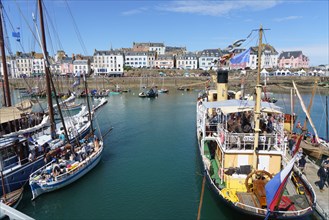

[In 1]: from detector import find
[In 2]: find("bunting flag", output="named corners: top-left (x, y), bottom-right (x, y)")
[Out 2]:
top-left (72, 72), bottom-right (81, 88)
top-left (230, 48), bottom-right (250, 64)
top-left (225, 39), bottom-right (246, 52)
top-left (12, 31), bottom-right (20, 38)
top-left (219, 53), bottom-right (233, 64)
top-left (232, 39), bottom-right (245, 48)
top-left (12, 31), bottom-right (21, 42)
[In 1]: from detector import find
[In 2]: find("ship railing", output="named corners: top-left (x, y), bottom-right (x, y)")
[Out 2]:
top-left (217, 128), bottom-right (284, 152)
top-left (234, 201), bottom-right (313, 216)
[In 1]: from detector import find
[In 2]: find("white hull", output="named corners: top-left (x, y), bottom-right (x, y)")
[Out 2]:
top-left (30, 143), bottom-right (103, 200)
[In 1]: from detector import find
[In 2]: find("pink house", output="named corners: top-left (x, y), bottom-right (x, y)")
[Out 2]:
top-left (60, 57), bottom-right (74, 75)
top-left (278, 51), bottom-right (309, 69)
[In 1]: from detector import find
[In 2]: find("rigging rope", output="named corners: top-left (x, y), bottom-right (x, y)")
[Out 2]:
top-left (14, 0), bottom-right (42, 50)
top-left (64, 0), bottom-right (88, 55)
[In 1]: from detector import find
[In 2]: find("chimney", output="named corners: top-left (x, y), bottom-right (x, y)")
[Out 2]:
top-left (216, 69), bottom-right (229, 101)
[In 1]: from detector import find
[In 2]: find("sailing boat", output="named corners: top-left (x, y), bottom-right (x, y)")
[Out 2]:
top-left (292, 81), bottom-right (329, 160)
top-left (29, 74), bottom-right (104, 200)
top-left (196, 26), bottom-right (315, 219)
top-left (28, 0), bottom-right (104, 200)
top-left (0, 0), bottom-right (48, 201)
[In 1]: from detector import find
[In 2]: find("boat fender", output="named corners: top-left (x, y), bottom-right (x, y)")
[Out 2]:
top-left (220, 132), bottom-right (225, 144)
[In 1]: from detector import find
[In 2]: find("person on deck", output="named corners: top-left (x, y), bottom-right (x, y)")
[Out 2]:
top-left (298, 155), bottom-right (306, 174)
top-left (59, 132), bottom-right (65, 142)
top-left (315, 164), bottom-right (328, 192)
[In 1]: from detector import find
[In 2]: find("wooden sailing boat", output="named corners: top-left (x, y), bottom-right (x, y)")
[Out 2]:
top-left (0, 0), bottom-right (45, 202)
top-left (292, 81), bottom-right (329, 160)
top-left (196, 26), bottom-right (315, 219)
top-left (29, 0), bottom-right (104, 200)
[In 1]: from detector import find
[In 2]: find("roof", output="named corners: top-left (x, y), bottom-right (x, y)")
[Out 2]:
top-left (278, 51), bottom-right (303, 59)
top-left (201, 99), bottom-right (282, 114)
top-left (0, 100), bottom-right (33, 124)
top-left (0, 137), bottom-right (26, 150)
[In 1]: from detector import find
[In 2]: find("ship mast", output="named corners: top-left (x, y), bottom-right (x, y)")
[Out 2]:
top-left (252, 25), bottom-right (263, 171)
top-left (37, 0), bottom-right (56, 138)
top-left (0, 1), bottom-right (11, 107)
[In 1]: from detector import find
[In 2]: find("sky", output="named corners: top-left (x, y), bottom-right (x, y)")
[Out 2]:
top-left (2, 0), bottom-right (329, 66)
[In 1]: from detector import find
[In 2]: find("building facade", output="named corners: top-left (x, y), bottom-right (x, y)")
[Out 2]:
top-left (246, 45), bottom-right (278, 70)
top-left (154, 54), bottom-right (174, 69)
top-left (176, 52), bottom-right (198, 70)
top-left (278, 51), bottom-right (309, 69)
top-left (73, 59), bottom-right (90, 75)
top-left (93, 50), bottom-right (124, 76)
top-left (124, 51), bottom-right (149, 68)
top-left (198, 49), bottom-right (221, 70)
top-left (132, 42), bottom-right (165, 55)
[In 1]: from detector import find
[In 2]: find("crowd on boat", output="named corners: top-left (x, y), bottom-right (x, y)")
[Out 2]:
top-left (31, 134), bottom-right (99, 184)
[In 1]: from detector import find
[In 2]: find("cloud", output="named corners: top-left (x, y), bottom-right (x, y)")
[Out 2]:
top-left (122, 7), bottom-right (148, 16)
top-left (156, 1), bottom-right (281, 16)
top-left (273, 16), bottom-right (302, 22)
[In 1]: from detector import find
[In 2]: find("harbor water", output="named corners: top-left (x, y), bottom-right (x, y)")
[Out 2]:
top-left (7, 89), bottom-right (328, 219)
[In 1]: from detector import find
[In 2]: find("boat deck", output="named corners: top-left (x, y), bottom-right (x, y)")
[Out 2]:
top-left (236, 192), bottom-right (261, 208)
top-left (300, 140), bottom-right (329, 159)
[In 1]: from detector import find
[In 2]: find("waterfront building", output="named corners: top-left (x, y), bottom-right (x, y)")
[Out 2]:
top-left (132, 42), bottom-right (165, 55)
top-left (73, 59), bottom-right (90, 75)
top-left (31, 52), bottom-right (45, 77)
top-left (165, 46), bottom-right (187, 56)
top-left (93, 49), bottom-right (124, 76)
top-left (15, 52), bottom-right (33, 77)
top-left (198, 49), bottom-right (221, 71)
top-left (124, 51), bottom-right (149, 68)
top-left (0, 56), bottom-right (16, 78)
top-left (246, 45), bottom-right (278, 70)
top-left (278, 51), bottom-right (309, 69)
top-left (176, 52), bottom-right (198, 70)
top-left (154, 54), bottom-right (174, 69)
top-left (60, 57), bottom-right (74, 76)
top-left (54, 50), bottom-right (67, 62)
top-left (50, 63), bottom-right (61, 75)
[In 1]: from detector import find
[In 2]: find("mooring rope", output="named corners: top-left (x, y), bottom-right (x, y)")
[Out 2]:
top-left (197, 175), bottom-right (206, 220)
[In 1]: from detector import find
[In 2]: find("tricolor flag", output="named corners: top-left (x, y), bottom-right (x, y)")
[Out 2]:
top-left (230, 48), bottom-right (250, 64)
top-left (264, 154), bottom-right (298, 219)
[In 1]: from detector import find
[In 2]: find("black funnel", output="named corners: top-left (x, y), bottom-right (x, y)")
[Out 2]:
top-left (217, 70), bottom-right (228, 83)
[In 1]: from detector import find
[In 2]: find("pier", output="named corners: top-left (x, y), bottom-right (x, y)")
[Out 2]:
top-left (303, 158), bottom-right (329, 219)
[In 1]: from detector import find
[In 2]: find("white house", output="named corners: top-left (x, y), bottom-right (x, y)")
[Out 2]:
top-left (248, 45), bottom-right (278, 70)
top-left (176, 52), bottom-right (198, 70)
top-left (124, 51), bottom-right (149, 68)
top-left (73, 60), bottom-right (90, 75)
top-left (198, 49), bottom-right (220, 70)
top-left (93, 50), bottom-right (124, 76)
top-left (15, 52), bottom-right (33, 77)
